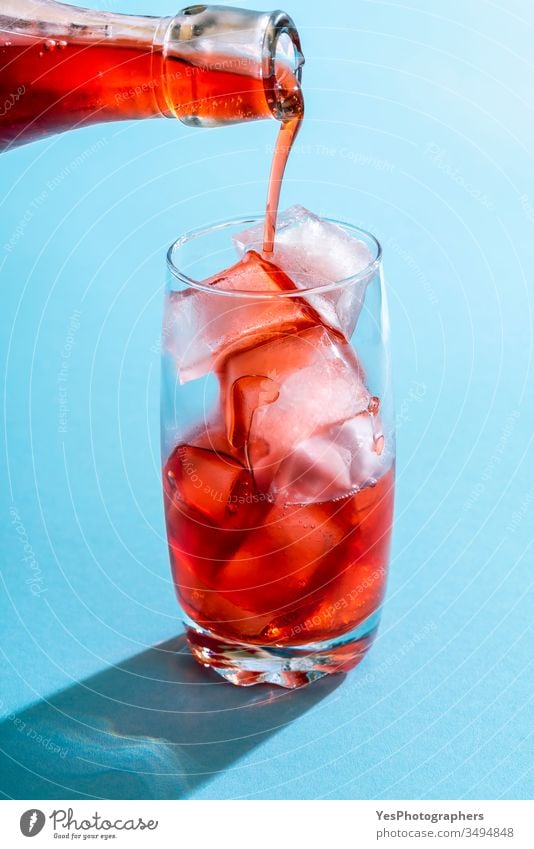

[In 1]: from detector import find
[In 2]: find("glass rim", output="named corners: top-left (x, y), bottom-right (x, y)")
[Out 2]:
top-left (166, 215), bottom-right (382, 299)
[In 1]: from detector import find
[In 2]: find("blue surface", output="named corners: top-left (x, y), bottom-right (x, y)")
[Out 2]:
top-left (1, 0), bottom-right (533, 799)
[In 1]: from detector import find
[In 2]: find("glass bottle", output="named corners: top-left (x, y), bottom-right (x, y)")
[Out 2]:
top-left (0, 1), bottom-right (304, 150)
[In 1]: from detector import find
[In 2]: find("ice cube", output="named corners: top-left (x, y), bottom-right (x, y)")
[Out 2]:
top-left (170, 545), bottom-right (275, 641)
top-left (221, 325), bottom-right (370, 490)
top-left (234, 205), bottom-right (375, 339)
top-left (269, 433), bottom-right (354, 503)
top-left (283, 410), bottom-right (390, 500)
top-left (215, 498), bottom-right (346, 616)
top-left (163, 440), bottom-right (271, 590)
top-left (267, 406), bottom-right (390, 504)
top-left (164, 250), bottom-right (319, 383)
top-left (164, 443), bottom-right (251, 525)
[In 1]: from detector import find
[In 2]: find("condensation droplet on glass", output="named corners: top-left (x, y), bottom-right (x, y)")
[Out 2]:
top-left (167, 469), bottom-right (177, 490)
top-left (373, 434), bottom-right (385, 455)
top-left (44, 39), bottom-right (57, 51)
top-left (368, 396), bottom-right (380, 415)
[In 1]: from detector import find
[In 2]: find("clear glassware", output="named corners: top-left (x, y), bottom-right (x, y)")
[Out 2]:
top-left (0, 1), bottom-right (303, 149)
top-left (161, 217), bottom-right (395, 688)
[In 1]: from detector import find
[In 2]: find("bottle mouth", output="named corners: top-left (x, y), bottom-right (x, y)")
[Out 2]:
top-left (262, 11), bottom-right (305, 121)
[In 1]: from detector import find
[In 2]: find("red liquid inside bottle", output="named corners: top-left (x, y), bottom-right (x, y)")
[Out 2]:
top-left (0, 2), bottom-right (304, 150)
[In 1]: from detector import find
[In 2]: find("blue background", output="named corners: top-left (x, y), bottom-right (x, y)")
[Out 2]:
top-left (1, 0), bottom-right (532, 799)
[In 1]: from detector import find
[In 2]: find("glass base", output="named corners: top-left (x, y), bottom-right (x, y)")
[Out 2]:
top-left (185, 610), bottom-right (381, 688)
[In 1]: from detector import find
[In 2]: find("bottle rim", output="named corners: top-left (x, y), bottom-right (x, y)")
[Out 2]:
top-left (261, 10), bottom-right (305, 121)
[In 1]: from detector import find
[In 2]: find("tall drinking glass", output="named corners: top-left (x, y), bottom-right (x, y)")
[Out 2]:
top-left (161, 217), bottom-right (395, 688)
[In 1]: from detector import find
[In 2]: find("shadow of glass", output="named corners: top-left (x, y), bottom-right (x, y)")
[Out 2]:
top-left (0, 635), bottom-right (343, 799)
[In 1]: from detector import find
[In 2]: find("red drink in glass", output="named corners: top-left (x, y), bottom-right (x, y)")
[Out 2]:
top-left (162, 221), bottom-right (395, 688)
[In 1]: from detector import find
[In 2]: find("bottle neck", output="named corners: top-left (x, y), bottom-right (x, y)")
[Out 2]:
top-left (155, 6), bottom-right (304, 127)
